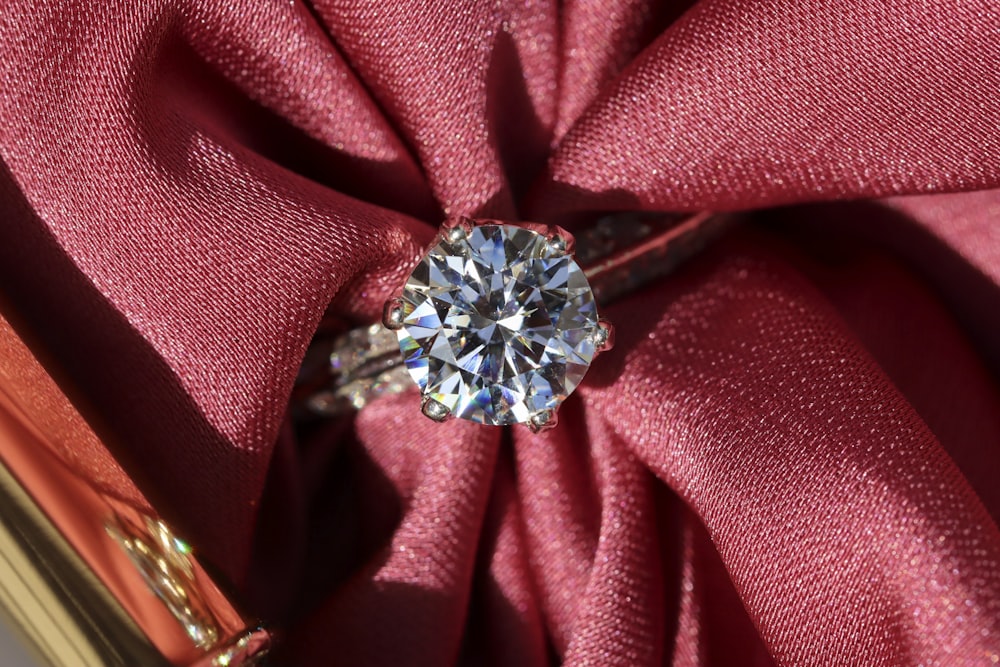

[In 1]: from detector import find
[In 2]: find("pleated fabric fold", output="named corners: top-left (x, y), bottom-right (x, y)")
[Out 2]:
top-left (2, 1), bottom-right (998, 664)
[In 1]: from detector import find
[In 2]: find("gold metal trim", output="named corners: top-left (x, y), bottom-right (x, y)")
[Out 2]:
top-left (0, 309), bottom-right (271, 666)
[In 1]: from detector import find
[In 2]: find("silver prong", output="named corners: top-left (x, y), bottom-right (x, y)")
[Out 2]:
top-left (421, 397), bottom-right (452, 422)
top-left (441, 216), bottom-right (473, 245)
top-left (546, 226), bottom-right (575, 256)
top-left (528, 408), bottom-right (558, 433)
top-left (382, 297), bottom-right (405, 330)
top-left (306, 390), bottom-right (341, 416)
top-left (593, 318), bottom-right (615, 353)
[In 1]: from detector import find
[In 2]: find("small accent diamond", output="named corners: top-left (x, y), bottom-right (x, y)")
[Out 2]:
top-left (395, 223), bottom-right (603, 427)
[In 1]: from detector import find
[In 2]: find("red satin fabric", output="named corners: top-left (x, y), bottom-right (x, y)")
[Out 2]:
top-left (2, 1), bottom-right (999, 665)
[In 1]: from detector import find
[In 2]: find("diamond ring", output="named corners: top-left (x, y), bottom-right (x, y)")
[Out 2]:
top-left (300, 212), bottom-right (732, 432)
top-left (382, 218), bottom-right (613, 432)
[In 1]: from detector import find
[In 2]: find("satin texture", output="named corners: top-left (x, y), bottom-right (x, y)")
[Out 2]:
top-left (1, 1), bottom-right (999, 665)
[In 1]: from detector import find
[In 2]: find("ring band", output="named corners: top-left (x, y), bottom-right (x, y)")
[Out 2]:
top-left (299, 211), bottom-right (733, 419)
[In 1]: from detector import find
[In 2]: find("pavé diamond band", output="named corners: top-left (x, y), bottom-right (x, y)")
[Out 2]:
top-left (300, 211), bottom-right (733, 430)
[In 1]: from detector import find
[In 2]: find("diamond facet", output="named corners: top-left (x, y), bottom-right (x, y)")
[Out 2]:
top-left (396, 223), bottom-right (603, 426)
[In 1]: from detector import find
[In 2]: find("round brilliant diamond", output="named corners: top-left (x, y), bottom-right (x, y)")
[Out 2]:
top-left (396, 223), bottom-right (602, 426)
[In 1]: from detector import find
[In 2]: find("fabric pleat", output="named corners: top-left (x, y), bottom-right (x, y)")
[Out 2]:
top-left (2, 1), bottom-right (998, 664)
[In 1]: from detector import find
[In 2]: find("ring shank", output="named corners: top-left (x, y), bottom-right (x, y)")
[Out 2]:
top-left (302, 212), bottom-right (735, 417)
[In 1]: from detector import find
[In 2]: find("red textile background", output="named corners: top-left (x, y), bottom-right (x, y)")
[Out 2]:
top-left (2, 1), bottom-right (1000, 665)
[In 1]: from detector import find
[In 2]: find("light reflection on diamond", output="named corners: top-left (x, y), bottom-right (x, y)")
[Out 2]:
top-left (396, 224), bottom-right (601, 426)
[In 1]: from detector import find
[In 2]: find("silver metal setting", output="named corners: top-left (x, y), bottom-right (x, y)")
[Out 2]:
top-left (382, 297), bottom-right (405, 331)
top-left (545, 226), bottom-right (575, 257)
top-left (421, 397), bottom-right (452, 422)
top-left (442, 216), bottom-right (473, 246)
top-left (594, 318), bottom-right (615, 353)
top-left (528, 409), bottom-right (558, 434)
